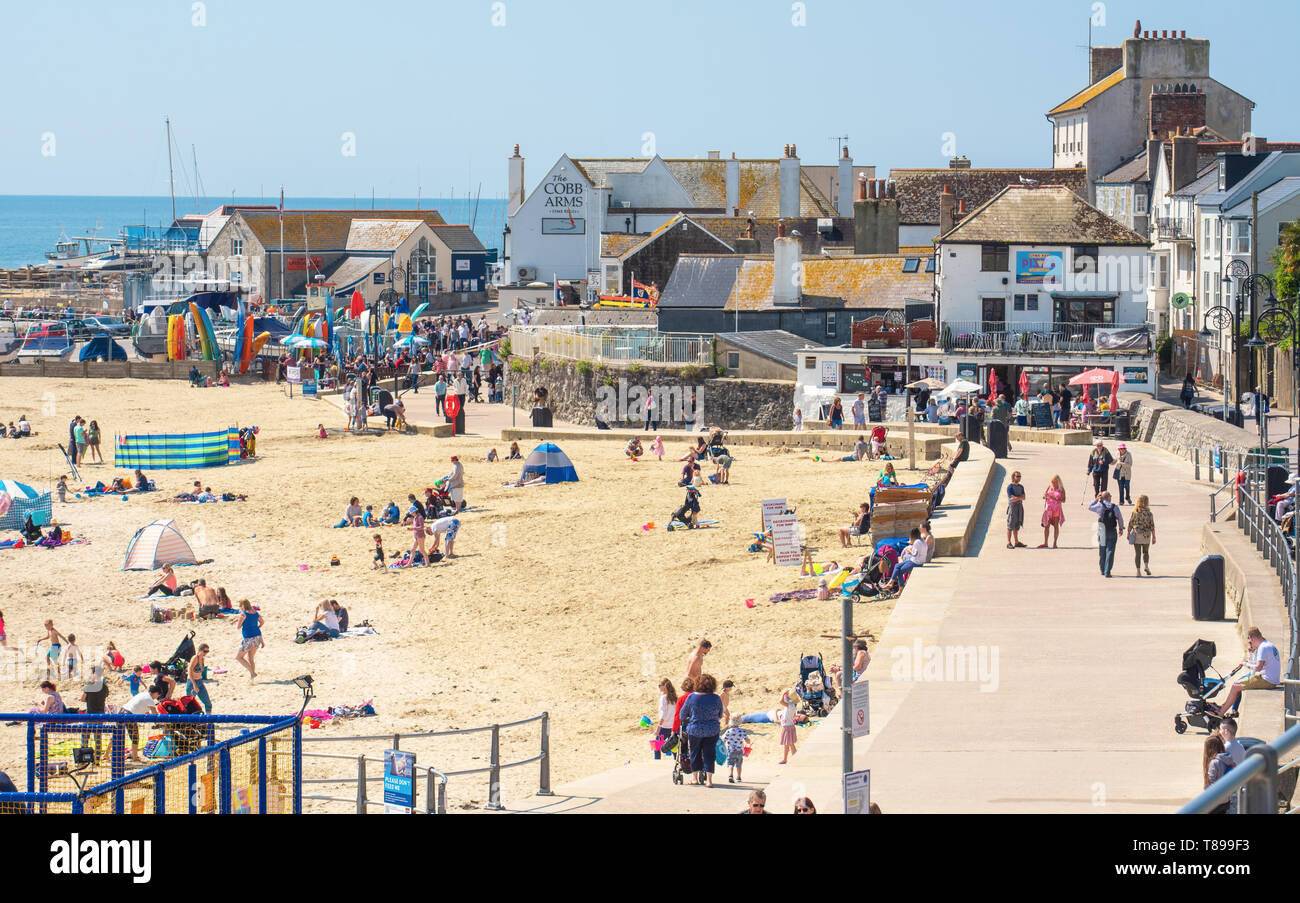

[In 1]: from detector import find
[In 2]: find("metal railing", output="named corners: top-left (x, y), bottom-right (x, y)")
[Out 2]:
top-left (1192, 446), bottom-right (1300, 726)
top-left (1154, 216), bottom-right (1194, 241)
top-left (509, 325), bottom-right (713, 366)
top-left (938, 321), bottom-right (1151, 355)
top-left (299, 712), bottom-right (551, 813)
top-left (1179, 721), bottom-right (1300, 814)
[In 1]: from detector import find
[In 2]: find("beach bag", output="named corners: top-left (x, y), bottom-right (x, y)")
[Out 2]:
top-left (714, 738), bottom-right (728, 766)
top-left (659, 733), bottom-right (679, 755)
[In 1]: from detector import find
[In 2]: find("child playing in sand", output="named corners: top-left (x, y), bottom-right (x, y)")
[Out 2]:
top-left (506, 441), bottom-right (522, 460)
top-left (362, 505), bottom-right (376, 527)
top-left (483, 448), bottom-right (499, 462)
top-left (56, 475), bottom-right (68, 503)
top-left (372, 534), bottom-right (385, 570)
top-left (625, 437), bottom-right (643, 461)
top-left (651, 436), bottom-right (664, 461)
top-left (722, 716), bottom-right (750, 783)
top-left (317, 423), bottom-right (328, 439)
top-left (720, 679), bottom-right (735, 724)
top-left (121, 665), bottom-right (144, 696)
top-left (61, 634), bottom-right (82, 680)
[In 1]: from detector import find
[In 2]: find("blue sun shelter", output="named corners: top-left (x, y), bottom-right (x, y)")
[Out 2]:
top-left (520, 443), bottom-right (579, 484)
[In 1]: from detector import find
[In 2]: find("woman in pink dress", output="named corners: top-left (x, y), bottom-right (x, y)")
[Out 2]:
top-left (1039, 474), bottom-right (1066, 548)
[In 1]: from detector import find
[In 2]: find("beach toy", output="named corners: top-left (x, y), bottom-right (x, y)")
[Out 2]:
top-left (299, 564), bottom-right (309, 570)
top-left (75, 493), bottom-right (81, 498)
top-left (121, 494), bottom-right (128, 500)
top-left (639, 715), bottom-right (653, 728)
top-left (330, 556), bottom-right (340, 567)
top-left (812, 455), bottom-right (821, 462)
top-left (642, 522), bottom-right (654, 531)
top-left (745, 598), bottom-right (755, 608)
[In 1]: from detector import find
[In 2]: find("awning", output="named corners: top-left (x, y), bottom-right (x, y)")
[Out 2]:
top-left (1048, 292), bottom-right (1119, 299)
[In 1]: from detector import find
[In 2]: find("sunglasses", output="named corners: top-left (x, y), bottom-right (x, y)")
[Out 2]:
top-left (795, 806), bottom-right (813, 813)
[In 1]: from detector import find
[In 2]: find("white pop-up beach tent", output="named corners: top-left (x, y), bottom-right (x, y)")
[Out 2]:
top-left (122, 519), bottom-right (200, 571)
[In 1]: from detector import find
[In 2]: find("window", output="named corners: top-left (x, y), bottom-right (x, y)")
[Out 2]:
top-left (727, 352), bottom-right (740, 370)
top-left (1053, 297), bottom-right (1114, 324)
top-left (1134, 192), bottom-right (1147, 215)
top-left (840, 365), bottom-right (870, 394)
top-left (1153, 254), bottom-right (1168, 290)
top-left (1072, 246), bottom-right (1098, 274)
top-left (981, 243), bottom-right (1009, 271)
top-left (804, 356), bottom-right (817, 369)
top-left (902, 258), bottom-right (920, 273)
top-left (1012, 293), bottom-right (1040, 312)
top-left (924, 258), bottom-right (935, 273)
top-left (1203, 271), bottom-right (1211, 303)
top-left (231, 238), bottom-right (243, 257)
top-left (982, 297), bottom-right (1006, 331)
top-left (1231, 221), bottom-right (1251, 254)
top-left (826, 312), bottom-right (837, 337)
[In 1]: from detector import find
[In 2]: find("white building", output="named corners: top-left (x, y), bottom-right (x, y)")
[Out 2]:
top-left (933, 186), bottom-right (1156, 395)
top-left (502, 143), bottom-right (847, 294)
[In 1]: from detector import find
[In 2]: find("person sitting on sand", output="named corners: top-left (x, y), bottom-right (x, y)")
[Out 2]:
top-left (505, 441), bottom-right (522, 460)
top-left (870, 425), bottom-right (888, 460)
top-left (17, 415), bottom-right (31, 436)
top-left (306, 602), bottom-right (341, 640)
top-left (841, 436), bottom-right (869, 462)
top-left (334, 497), bottom-right (364, 528)
top-left (876, 462), bottom-right (898, 488)
top-left (133, 469), bottom-right (152, 492)
top-left (102, 641), bottom-right (126, 672)
top-left (317, 423), bottom-right (328, 439)
top-left (626, 437), bottom-right (643, 461)
top-left (681, 436), bottom-right (707, 461)
top-left (671, 485), bottom-right (702, 529)
top-left (380, 501), bottom-right (400, 525)
top-left (146, 563), bottom-right (180, 597)
top-left (483, 448), bottom-right (499, 463)
top-left (360, 505), bottom-right (376, 527)
top-left (838, 502), bottom-right (871, 548)
top-left (401, 494), bottom-right (425, 526)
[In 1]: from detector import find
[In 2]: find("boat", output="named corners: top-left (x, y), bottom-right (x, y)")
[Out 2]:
top-left (41, 232), bottom-right (120, 269)
top-left (592, 294), bottom-right (658, 310)
top-left (16, 323), bottom-right (75, 361)
top-left (77, 333), bottom-right (129, 362)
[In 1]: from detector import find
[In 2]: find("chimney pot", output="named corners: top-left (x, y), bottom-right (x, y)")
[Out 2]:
top-left (1161, 29), bottom-right (1167, 38)
top-left (1143, 30), bottom-right (1149, 38)
top-left (513, 143), bottom-right (520, 155)
top-left (841, 145), bottom-right (849, 159)
top-left (777, 219), bottom-right (786, 238)
top-left (958, 199), bottom-right (967, 215)
top-left (791, 143), bottom-right (797, 157)
top-left (1181, 30), bottom-right (1186, 37)
top-left (867, 179), bottom-right (877, 200)
top-left (857, 174), bottom-right (868, 200)
top-left (731, 151), bottom-right (736, 159)
top-left (886, 180), bottom-right (895, 199)
top-left (732, 206), bottom-right (739, 217)
top-left (783, 144), bottom-right (790, 157)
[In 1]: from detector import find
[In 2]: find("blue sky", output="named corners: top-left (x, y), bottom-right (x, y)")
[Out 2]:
top-left (1, 0), bottom-right (1296, 198)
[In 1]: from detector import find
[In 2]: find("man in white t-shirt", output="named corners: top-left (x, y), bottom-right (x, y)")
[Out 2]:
top-left (121, 687), bottom-right (162, 761)
top-left (429, 515), bottom-right (461, 558)
top-left (309, 602), bottom-right (340, 639)
top-left (1219, 626), bottom-right (1282, 716)
top-left (852, 393), bottom-right (867, 428)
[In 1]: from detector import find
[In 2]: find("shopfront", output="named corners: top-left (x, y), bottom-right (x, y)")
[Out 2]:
top-left (837, 355), bottom-right (926, 394)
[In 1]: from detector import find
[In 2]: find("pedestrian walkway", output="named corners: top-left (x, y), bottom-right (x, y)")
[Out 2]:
top-left (764, 438), bottom-right (1277, 813)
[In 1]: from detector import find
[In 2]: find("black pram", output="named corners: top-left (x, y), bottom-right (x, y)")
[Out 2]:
top-left (1174, 638), bottom-right (1239, 735)
top-left (159, 630), bottom-right (197, 683)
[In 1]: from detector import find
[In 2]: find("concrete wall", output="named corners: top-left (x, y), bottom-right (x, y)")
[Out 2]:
top-left (1125, 393), bottom-right (1261, 459)
top-left (0, 359), bottom-right (219, 380)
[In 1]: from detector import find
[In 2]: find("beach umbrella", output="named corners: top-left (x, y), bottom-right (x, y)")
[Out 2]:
top-left (940, 378), bottom-right (982, 397)
top-left (988, 368), bottom-right (999, 397)
top-left (1018, 369), bottom-right (1030, 399)
top-left (286, 336), bottom-right (327, 350)
top-left (906, 377), bottom-right (945, 391)
top-left (394, 335), bottom-right (428, 349)
top-left (0, 479), bottom-right (41, 500)
top-left (411, 302), bottom-right (429, 322)
top-left (349, 289), bottom-right (364, 319)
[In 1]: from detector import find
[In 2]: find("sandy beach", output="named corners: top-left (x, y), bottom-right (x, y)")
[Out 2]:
top-left (0, 377), bottom-right (926, 808)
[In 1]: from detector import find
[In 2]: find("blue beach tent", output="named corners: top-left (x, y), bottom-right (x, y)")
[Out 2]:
top-left (520, 443), bottom-right (579, 484)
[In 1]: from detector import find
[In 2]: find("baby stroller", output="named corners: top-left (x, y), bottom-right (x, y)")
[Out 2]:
top-left (797, 654), bottom-right (836, 718)
top-left (159, 630), bottom-right (197, 683)
top-left (661, 731), bottom-right (687, 785)
top-left (1174, 639), bottom-right (1241, 734)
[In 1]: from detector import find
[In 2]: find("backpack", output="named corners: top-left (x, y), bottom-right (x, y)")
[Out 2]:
top-left (1101, 504), bottom-right (1119, 532)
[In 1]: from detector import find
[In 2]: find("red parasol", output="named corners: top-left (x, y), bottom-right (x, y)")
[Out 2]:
top-left (1018, 369), bottom-right (1030, 398)
top-left (1109, 369), bottom-right (1120, 412)
top-left (988, 368), bottom-right (998, 398)
top-left (349, 289), bottom-right (364, 319)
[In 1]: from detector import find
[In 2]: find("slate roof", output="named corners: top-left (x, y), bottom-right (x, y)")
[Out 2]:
top-left (1222, 176), bottom-right (1300, 217)
top-left (715, 330), bottom-right (808, 368)
top-left (429, 224), bottom-right (487, 252)
top-left (1047, 68), bottom-right (1125, 115)
top-left (888, 168), bottom-right (1087, 225)
top-left (1170, 163), bottom-right (1220, 198)
top-left (234, 209), bottom-right (446, 252)
top-left (939, 186), bottom-right (1150, 246)
top-left (657, 256), bottom-right (744, 309)
top-left (570, 157), bottom-right (839, 217)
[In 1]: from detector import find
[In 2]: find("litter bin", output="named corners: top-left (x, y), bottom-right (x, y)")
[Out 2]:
top-left (1267, 463), bottom-right (1290, 500)
top-left (984, 419), bottom-right (1009, 458)
top-left (1226, 408), bottom-right (1245, 428)
top-left (1113, 411), bottom-right (1131, 441)
top-left (1191, 555), bottom-right (1226, 621)
top-left (531, 406), bottom-right (553, 428)
top-left (961, 414), bottom-right (983, 443)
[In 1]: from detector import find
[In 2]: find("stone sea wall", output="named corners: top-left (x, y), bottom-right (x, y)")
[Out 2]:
top-left (1123, 394), bottom-right (1262, 461)
top-left (503, 357), bottom-right (794, 430)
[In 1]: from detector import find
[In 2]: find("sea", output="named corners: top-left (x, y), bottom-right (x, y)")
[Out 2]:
top-left (0, 195), bottom-right (508, 269)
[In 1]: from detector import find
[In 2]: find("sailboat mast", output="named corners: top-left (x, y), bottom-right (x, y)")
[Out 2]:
top-left (192, 145), bottom-right (202, 214)
top-left (166, 117), bottom-right (176, 223)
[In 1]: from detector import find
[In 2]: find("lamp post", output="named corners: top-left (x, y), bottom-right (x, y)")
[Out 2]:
top-left (887, 299), bottom-right (930, 471)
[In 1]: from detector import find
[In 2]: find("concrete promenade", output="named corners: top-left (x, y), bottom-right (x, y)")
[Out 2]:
top-left (763, 438), bottom-right (1282, 813)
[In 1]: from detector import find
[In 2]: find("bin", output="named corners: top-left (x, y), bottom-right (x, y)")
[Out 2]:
top-left (1190, 555), bottom-right (1226, 621)
top-left (984, 419), bottom-right (1009, 458)
top-left (961, 414), bottom-right (983, 443)
top-left (1113, 411), bottom-right (1131, 441)
top-left (531, 406), bottom-right (553, 428)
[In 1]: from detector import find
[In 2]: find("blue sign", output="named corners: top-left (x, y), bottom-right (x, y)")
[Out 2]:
top-left (1015, 251), bottom-right (1064, 285)
top-left (383, 749), bottom-right (416, 813)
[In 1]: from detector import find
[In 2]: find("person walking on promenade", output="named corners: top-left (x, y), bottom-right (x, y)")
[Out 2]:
top-left (1128, 494), bottom-right (1156, 577)
top-left (654, 679), bottom-right (677, 760)
top-left (679, 673), bottom-right (723, 787)
top-left (1038, 475), bottom-right (1066, 548)
top-left (1088, 490), bottom-right (1124, 578)
top-left (1180, 373), bottom-right (1196, 409)
top-left (1005, 470), bottom-right (1027, 549)
top-left (1114, 443), bottom-right (1134, 505)
top-left (1087, 440), bottom-right (1114, 495)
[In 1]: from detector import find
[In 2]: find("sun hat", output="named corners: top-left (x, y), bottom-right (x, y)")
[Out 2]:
top-left (1287, 473), bottom-right (1299, 485)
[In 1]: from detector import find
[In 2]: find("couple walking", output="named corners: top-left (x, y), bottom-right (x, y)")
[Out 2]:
top-left (1088, 491), bottom-right (1157, 577)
